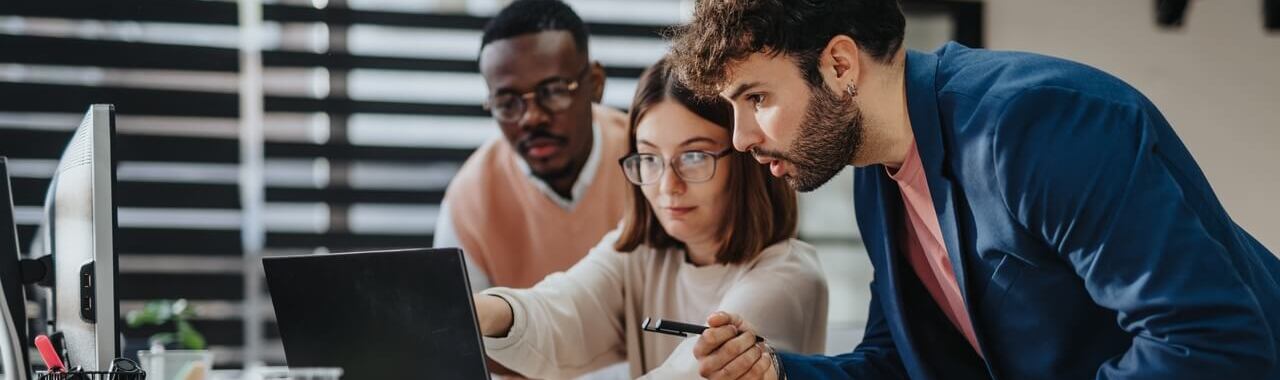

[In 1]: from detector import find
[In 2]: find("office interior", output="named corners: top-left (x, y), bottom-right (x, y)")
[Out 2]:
top-left (0, 0), bottom-right (1276, 377)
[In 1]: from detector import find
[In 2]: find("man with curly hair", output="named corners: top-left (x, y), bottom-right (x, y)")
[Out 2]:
top-left (666, 1), bottom-right (1280, 379)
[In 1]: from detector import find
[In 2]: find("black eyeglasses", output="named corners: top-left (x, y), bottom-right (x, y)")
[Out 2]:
top-left (484, 64), bottom-right (591, 123)
top-left (618, 148), bottom-right (734, 186)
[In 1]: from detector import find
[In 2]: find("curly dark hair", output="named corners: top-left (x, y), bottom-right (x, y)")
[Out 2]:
top-left (668, 0), bottom-right (906, 96)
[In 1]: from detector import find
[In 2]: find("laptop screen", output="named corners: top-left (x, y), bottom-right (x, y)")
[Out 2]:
top-left (263, 248), bottom-right (488, 379)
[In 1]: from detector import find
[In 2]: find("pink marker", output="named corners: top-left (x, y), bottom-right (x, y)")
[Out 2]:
top-left (34, 335), bottom-right (65, 373)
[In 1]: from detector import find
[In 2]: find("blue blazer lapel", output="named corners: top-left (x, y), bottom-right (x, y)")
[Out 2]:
top-left (854, 167), bottom-right (936, 379)
top-left (904, 51), bottom-right (975, 313)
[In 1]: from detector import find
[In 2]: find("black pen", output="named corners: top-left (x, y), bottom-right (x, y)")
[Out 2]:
top-left (641, 317), bottom-right (765, 342)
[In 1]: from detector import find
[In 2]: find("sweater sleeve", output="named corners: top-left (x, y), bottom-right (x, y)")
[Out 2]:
top-left (719, 240), bottom-right (829, 354)
top-left (479, 229), bottom-right (630, 379)
top-left (643, 240), bottom-right (831, 378)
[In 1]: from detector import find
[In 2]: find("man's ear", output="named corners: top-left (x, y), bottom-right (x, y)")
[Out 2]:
top-left (589, 61), bottom-right (606, 103)
top-left (820, 35), bottom-right (862, 94)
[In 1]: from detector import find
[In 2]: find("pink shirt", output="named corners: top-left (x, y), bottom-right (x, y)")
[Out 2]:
top-left (886, 140), bottom-right (984, 356)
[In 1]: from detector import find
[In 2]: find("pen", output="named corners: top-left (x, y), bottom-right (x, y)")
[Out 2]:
top-left (641, 317), bottom-right (765, 342)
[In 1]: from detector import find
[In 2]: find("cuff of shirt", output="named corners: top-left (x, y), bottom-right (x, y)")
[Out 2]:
top-left (478, 288), bottom-right (527, 352)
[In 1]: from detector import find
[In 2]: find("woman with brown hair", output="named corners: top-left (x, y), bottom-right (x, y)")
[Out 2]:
top-left (470, 56), bottom-right (828, 379)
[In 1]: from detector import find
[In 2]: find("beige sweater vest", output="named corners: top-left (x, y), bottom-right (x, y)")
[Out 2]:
top-left (445, 105), bottom-right (630, 289)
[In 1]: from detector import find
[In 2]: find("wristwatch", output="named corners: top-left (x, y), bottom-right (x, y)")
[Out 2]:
top-left (763, 342), bottom-right (786, 380)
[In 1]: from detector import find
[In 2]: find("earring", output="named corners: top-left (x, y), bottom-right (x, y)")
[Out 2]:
top-left (846, 84), bottom-right (858, 97)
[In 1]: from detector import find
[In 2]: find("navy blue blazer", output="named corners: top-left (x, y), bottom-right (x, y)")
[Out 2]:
top-left (778, 43), bottom-right (1280, 379)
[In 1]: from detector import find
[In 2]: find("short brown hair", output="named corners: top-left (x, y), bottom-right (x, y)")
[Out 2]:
top-left (667, 0), bottom-right (906, 96)
top-left (613, 56), bottom-right (798, 264)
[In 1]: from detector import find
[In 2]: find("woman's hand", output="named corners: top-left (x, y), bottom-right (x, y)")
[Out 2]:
top-left (473, 294), bottom-right (515, 337)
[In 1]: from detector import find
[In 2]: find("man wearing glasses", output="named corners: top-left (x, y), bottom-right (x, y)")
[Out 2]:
top-left (434, 0), bottom-right (630, 298)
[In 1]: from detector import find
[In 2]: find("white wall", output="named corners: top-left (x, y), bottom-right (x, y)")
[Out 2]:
top-left (985, 0), bottom-right (1280, 251)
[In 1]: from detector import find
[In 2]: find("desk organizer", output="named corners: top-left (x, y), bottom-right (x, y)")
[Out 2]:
top-left (36, 370), bottom-right (146, 380)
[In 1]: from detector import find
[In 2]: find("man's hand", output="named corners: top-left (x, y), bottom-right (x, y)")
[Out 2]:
top-left (693, 311), bottom-right (779, 380)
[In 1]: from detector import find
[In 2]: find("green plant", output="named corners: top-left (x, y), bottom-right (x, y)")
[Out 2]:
top-left (125, 299), bottom-right (207, 350)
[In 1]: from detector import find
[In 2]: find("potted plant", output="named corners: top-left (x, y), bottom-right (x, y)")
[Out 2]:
top-left (127, 299), bottom-right (213, 380)
top-left (126, 299), bottom-right (207, 350)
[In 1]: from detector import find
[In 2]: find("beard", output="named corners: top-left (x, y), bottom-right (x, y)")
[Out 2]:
top-left (753, 82), bottom-right (864, 192)
top-left (531, 160), bottom-right (578, 181)
top-left (515, 126), bottom-right (579, 181)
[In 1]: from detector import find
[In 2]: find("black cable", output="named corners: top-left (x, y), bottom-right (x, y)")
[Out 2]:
top-left (1156, 0), bottom-right (1191, 27)
top-left (1266, 0), bottom-right (1279, 31)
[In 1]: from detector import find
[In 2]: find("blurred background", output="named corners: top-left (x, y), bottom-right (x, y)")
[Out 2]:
top-left (0, 0), bottom-right (1275, 369)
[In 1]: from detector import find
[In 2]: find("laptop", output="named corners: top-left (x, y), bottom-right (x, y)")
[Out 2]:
top-left (263, 248), bottom-right (490, 379)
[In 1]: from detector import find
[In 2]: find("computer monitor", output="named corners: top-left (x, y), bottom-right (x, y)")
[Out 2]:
top-left (0, 157), bottom-right (32, 380)
top-left (0, 105), bottom-right (121, 375)
top-left (45, 104), bottom-right (120, 371)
